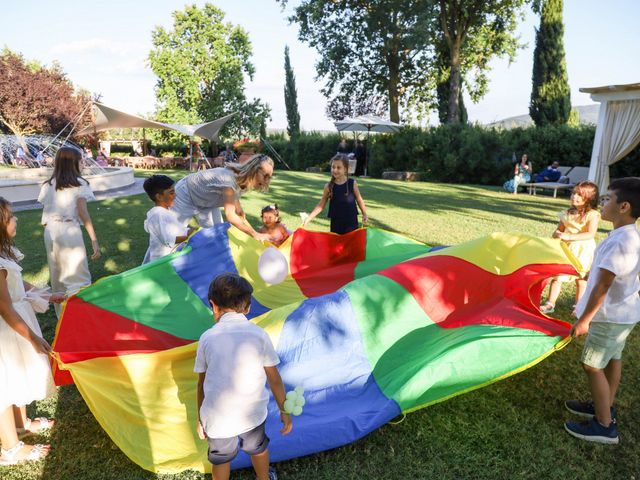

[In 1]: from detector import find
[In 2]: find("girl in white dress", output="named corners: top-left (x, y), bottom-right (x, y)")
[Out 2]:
top-left (0, 198), bottom-right (65, 465)
top-left (38, 147), bottom-right (101, 316)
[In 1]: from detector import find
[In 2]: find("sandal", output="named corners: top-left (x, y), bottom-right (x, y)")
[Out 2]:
top-left (16, 417), bottom-right (54, 438)
top-left (0, 441), bottom-right (49, 466)
top-left (540, 302), bottom-right (555, 314)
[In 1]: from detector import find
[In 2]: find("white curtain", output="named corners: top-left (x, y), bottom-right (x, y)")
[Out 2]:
top-left (99, 141), bottom-right (111, 157)
top-left (594, 99), bottom-right (640, 192)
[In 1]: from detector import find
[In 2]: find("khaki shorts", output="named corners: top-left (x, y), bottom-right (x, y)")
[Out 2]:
top-left (581, 321), bottom-right (636, 369)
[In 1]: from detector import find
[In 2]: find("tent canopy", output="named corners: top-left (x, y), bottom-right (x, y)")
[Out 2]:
top-left (77, 102), bottom-right (236, 141)
top-left (580, 82), bottom-right (640, 192)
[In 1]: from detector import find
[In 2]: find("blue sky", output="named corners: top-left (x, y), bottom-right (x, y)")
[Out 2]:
top-left (4, 0), bottom-right (640, 131)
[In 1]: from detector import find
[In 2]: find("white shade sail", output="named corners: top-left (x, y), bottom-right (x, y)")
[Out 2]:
top-left (77, 102), bottom-right (236, 141)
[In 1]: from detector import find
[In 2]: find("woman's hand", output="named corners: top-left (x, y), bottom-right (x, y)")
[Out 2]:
top-left (362, 214), bottom-right (368, 224)
top-left (90, 240), bottom-right (101, 260)
top-left (49, 293), bottom-right (66, 304)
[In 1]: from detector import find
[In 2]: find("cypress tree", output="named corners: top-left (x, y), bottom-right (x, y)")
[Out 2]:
top-left (283, 46), bottom-right (301, 139)
top-left (529, 0), bottom-right (571, 126)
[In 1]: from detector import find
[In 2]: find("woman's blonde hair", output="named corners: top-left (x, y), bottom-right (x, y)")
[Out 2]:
top-left (225, 154), bottom-right (274, 193)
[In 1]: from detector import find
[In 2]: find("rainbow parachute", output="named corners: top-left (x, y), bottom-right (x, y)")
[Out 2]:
top-left (52, 226), bottom-right (578, 473)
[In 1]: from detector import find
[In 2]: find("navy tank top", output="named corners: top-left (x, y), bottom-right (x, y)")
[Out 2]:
top-left (327, 178), bottom-right (358, 221)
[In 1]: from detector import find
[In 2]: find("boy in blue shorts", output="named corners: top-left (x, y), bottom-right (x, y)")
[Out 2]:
top-left (564, 177), bottom-right (640, 444)
top-left (195, 273), bottom-right (292, 480)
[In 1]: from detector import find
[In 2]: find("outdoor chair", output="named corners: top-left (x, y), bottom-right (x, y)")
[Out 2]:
top-left (522, 166), bottom-right (590, 198)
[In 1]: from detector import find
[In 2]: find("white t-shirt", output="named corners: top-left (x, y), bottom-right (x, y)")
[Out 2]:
top-left (38, 178), bottom-right (95, 225)
top-left (194, 312), bottom-right (279, 438)
top-left (142, 207), bottom-right (187, 264)
top-left (576, 223), bottom-right (640, 324)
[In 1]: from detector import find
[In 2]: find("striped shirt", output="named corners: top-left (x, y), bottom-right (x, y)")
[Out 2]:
top-left (178, 168), bottom-right (239, 209)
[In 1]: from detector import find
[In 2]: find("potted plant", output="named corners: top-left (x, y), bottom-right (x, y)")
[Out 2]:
top-left (233, 138), bottom-right (261, 154)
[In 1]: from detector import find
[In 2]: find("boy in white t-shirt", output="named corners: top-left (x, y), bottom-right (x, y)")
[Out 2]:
top-left (142, 175), bottom-right (191, 264)
top-left (195, 273), bottom-right (292, 480)
top-left (564, 177), bottom-right (640, 444)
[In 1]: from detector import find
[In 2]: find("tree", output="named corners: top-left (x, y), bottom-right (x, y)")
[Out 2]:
top-left (434, 39), bottom-right (467, 124)
top-left (277, 0), bottom-right (437, 124)
top-left (326, 92), bottom-right (388, 122)
top-left (0, 48), bottom-right (91, 139)
top-left (437, 0), bottom-right (527, 124)
top-left (148, 4), bottom-right (270, 140)
top-left (283, 46), bottom-right (301, 139)
top-left (529, 0), bottom-right (571, 126)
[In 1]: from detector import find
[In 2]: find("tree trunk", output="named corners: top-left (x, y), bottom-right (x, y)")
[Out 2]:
top-left (388, 83), bottom-right (400, 123)
top-left (387, 33), bottom-right (401, 123)
top-left (0, 114), bottom-right (31, 159)
top-left (447, 40), bottom-right (462, 124)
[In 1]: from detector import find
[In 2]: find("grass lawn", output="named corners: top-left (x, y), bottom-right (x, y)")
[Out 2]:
top-left (2, 169), bottom-right (638, 480)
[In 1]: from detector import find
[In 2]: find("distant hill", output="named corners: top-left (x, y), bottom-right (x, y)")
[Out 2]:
top-left (487, 104), bottom-right (599, 129)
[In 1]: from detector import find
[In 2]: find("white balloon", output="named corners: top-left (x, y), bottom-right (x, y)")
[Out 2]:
top-left (283, 399), bottom-right (295, 413)
top-left (285, 391), bottom-right (297, 401)
top-left (258, 247), bottom-right (289, 285)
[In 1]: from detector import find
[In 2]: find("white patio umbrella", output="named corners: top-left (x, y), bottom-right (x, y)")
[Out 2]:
top-left (334, 114), bottom-right (401, 176)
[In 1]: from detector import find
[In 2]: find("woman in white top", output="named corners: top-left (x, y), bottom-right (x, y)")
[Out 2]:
top-left (38, 147), bottom-right (101, 316)
top-left (172, 154), bottom-right (275, 242)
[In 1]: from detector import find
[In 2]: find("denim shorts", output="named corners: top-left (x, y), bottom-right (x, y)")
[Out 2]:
top-left (581, 322), bottom-right (636, 369)
top-left (206, 421), bottom-right (269, 465)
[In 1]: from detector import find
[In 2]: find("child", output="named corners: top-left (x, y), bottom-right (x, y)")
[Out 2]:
top-left (38, 147), bottom-right (100, 317)
top-left (302, 154), bottom-right (368, 234)
top-left (0, 198), bottom-right (65, 465)
top-left (541, 182), bottom-right (600, 314)
top-left (564, 177), bottom-right (640, 444)
top-left (259, 204), bottom-right (291, 248)
top-left (195, 273), bottom-right (292, 480)
top-left (142, 175), bottom-right (191, 264)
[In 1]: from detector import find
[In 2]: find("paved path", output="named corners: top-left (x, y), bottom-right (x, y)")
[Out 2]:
top-left (13, 177), bottom-right (146, 212)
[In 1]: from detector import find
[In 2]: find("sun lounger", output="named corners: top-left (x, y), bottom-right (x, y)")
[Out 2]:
top-left (520, 166), bottom-right (590, 198)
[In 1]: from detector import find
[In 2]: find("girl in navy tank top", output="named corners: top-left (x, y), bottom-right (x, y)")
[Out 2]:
top-left (302, 154), bottom-right (368, 234)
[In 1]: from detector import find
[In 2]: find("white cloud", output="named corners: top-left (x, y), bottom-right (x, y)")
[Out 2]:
top-left (50, 38), bottom-right (145, 58)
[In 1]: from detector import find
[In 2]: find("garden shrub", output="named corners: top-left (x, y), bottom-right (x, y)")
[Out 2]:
top-left (266, 124), bottom-right (640, 185)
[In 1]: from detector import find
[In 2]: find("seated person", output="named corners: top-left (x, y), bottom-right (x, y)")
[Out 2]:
top-left (534, 161), bottom-right (561, 183)
top-left (221, 144), bottom-right (236, 163)
top-left (95, 150), bottom-right (109, 167)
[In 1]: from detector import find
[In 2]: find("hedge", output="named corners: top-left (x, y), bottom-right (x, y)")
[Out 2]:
top-left (264, 125), bottom-right (640, 185)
